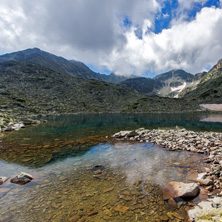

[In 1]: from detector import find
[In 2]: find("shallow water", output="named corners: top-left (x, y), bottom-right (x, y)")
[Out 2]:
top-left (0, 113), bottom-right (221, 221)
top-left (0, 142), bottom-right (206, 222)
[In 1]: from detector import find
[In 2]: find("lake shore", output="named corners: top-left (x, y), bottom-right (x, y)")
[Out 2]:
top-left (112, 128), bottom-right (222, 221)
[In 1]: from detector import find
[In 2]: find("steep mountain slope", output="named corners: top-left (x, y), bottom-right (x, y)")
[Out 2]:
top-left (184, 59), bottom-right (222, 103)
top-left (178, 71), bottom-right (207, 97)
top-left (154, 69), bottom-right (195, 97)
top-left (0, 61), bottom-right (197, 116)
top-left (0, 48), bottom-right (128, 83)
top-left (119, 70), bottom-right (197, 98)
top-left (119, 77), bottom-right (163, 95)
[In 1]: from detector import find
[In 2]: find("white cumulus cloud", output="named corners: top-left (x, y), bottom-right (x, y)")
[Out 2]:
top-left (0, 0), bottom-right (221, 76)
top-left (104, 6), bottom-right (222, 75)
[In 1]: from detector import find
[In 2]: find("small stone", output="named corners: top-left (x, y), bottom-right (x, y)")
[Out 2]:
top-left (58, 176), bottom-right (68, 181)
top-left (112, 131), bottom-right (132, 138)
top-left (160, 215), bottom-right (169, 221)
top-left (113, 205), bottom-right (129, 213)
top-left (94, 169), bottom-right (102, 175)
top-left (88, 210), bottom-right (98, 216)
top-left (0, 177), bottom-right (9, 185)
top-left (103, 187), bottom-right (114, 193)
top-left (10, 172), bottom-right (33, 185)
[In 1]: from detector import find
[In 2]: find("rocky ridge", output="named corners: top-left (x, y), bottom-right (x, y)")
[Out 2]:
top-left (0, 48), bottom-right (131, 84)
top-left (183, 59), bottom-right (222, 103)
top-left (112, 128), bottom-right (222, 221)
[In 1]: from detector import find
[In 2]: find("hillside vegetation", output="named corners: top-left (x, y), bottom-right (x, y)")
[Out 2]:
top-left (184, 59), bottom-right (222, 103)
top-left (0, 61), bottom-right (198, 116)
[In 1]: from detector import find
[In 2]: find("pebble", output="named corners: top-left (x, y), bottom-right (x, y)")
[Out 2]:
top-left (113, 205), bottom-right (129, 214)
top-left (88, 210), bottom-right (98, 216)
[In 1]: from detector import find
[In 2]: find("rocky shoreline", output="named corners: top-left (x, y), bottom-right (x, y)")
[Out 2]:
top-left (112, 128), bottom-right (222, 221)
top-left (0, 111), bottom-right (46, 135)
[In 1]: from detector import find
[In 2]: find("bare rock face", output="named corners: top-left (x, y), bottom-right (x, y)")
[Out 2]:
top-left (163, 182), bottom-right (200, 200)
top-left (10, 172), bottom-right (33, 185)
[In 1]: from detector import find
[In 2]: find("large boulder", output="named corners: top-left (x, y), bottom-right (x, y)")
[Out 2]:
top-left (163, 181), bottom-right (200, 200)
top-left (10, 172), bottom-right (33, 185)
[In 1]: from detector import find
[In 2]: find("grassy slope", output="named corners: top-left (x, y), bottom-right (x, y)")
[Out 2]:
top-left (184, 59), bottom-right (222, 103)
top-left (0, 61), bottom-right (198, 116)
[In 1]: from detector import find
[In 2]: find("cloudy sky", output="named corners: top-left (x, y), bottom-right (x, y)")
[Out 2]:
top-left (0, 0), bottom-right (222, 76)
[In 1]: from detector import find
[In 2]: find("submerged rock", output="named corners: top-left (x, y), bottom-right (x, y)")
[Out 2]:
top-left (10, 172), bottom-right (34, 185)
top-left (92, 164), bottom-right (104, 171)
top-left (113, 205), bottom-right (129, 213)
top-left (163, 182), bottom-right (199, 200)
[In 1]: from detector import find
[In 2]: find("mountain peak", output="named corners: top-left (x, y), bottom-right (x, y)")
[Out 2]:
top-left (0, 48), bottom-right (133, 84)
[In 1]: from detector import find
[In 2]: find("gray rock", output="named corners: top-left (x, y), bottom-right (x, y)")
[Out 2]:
top-left (10, 172), bottom-right (34, 185)
top-left (197, 173), bottom-right (214, 186)
top-left (0, 176), bottom-right (9, 185)
top-left (112, 131), bottom-right (132, 138)
top-left (163, 182), bottom-right (199, 200)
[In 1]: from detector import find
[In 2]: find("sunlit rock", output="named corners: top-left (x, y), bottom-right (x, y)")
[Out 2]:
top-left (163, 181), bottom-right (199, 200)
top-left (197, 173), bottom-right (214, 186)
top-left (0, 177), bottom-right (9, 185)
top-left (10, 172), bottom-right (34, 185)
top-left (112, 131), bottom-right (132, 138)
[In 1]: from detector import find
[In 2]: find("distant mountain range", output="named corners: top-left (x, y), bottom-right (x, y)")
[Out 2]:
top-left (120, 69), bottom-right (207, 98)
top-left (0, 48), bottom-right (130, 84)
top-left (0, 48), bottom-right (221, 116)
top-left (0, 48), bottom-right (211, 99)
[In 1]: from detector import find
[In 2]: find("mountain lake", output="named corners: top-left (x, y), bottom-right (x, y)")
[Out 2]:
top-left (1, 113), bottom-right (222, 221)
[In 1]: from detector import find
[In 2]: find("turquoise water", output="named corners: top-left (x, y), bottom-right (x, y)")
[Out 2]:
top-left (0, 113), bottom-right (221, 221)
top-left (5, 113), bottom-right (222, 145)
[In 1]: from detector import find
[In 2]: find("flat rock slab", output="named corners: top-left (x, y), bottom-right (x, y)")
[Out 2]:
top-left (0, 177), bottom-right (9, 185)
top-left (113, 205), bottom-right (129, 214)
top-left (163, 181), bottom-right (200, 200)
top-left (188, 197), bottom-right (222, 221)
